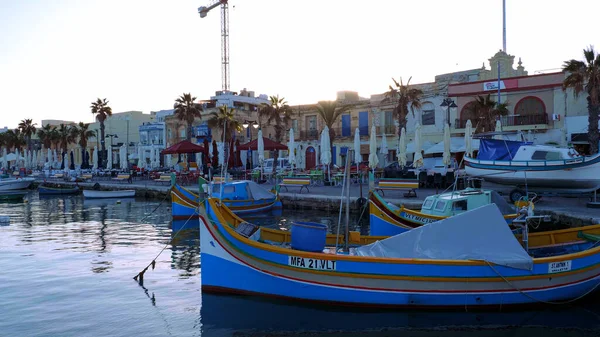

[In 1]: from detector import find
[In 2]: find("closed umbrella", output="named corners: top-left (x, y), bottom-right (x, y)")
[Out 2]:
top-left (442, 123), bottom-right (451, 166)
top-left (257, 129), bottom-right (264, 166)
top-left (380, 131), bottom-right (388, 166)
top-left (235, 139), bottom-right (242, 168)
top-left (413, 123), bottom-right (423, 169)
top-left (211, 141), bottom-right (219, 168)
top-left (320, 126), bottom-right (331, 181)
top-left (15, 149), bottom-right (21, 168)
top-left (353, 128), bottom-right (361, 174)
top-left (107, 147), bottom-right (113, 169)
top-left (465, 120), bottom-right (473, 158)
top-left (398, 127), bottom-right (407, 167)
top-left (2, 148), bottom-right (7, 169)
top-left (368, 125), bottom-right (379, 171)
top-left (47, 149), bottom-right (52, 167)
top-left (63, 152), bottom-right (69, 173)
top-left (494, 120), bottom-right (502, 140)
top-left (288, 128), bottom-right (296, 169)
top-left (70, 151), bottom-right (75, 170)
top-left (137, 145), bottom-right (144, 169)
top-left (218, 142), bottom-right (225, 167)
top-left (93, 146), bottom-right (98, 170)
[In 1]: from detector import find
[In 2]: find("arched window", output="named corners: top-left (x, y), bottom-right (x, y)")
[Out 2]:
top-left (421, 102), bottom-right (435, 125)
top-left (514, 96), bottom-right (547, 125)
top-left (459, 101), bottom-right (477, 128)
top-left (515, 96), bottom-right (545, 116)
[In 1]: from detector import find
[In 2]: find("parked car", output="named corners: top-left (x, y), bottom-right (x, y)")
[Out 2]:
top-left (339, 161), bottom-right (369, 172)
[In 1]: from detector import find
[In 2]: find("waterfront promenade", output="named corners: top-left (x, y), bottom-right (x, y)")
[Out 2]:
top-left (34, 177), bottom-right (600, 226)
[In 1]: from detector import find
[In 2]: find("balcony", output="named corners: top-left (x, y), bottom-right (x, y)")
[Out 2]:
top-left (299, 129), bottom-right (319, 140)
top-left (376, 125), bottom-right (396, 135)
top-left (455, 113), bottom-right (549, 129)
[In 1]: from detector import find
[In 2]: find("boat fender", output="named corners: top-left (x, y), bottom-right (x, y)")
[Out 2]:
top-left (356, 197), bottom-right (367, 208)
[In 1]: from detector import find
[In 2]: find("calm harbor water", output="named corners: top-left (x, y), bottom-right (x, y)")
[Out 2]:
top-left (1, 193), bottom-right (600, 337)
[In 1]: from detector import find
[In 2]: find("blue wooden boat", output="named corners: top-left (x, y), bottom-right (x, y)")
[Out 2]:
top-left (199, 198), bottom-right (600, 308)
top-left (368, 189), bottom-right (520, 236)
top-left (38, 184), bottom-right (80, 195)
top-left (171, 181), bottom-right (281, 220)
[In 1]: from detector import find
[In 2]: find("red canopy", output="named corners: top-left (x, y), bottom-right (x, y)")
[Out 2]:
top-left (161, 140), bottom-right (204, 154)
top-left (238, 137), bottom-right (287, 151)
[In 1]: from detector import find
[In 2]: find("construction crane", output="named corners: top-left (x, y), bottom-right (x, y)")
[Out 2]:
top-left (198, 0), bottom-right (230, 92)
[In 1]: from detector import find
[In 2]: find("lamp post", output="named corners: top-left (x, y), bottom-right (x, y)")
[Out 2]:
top-left (125, 115), bottom-right (130, 170)
top-left (105, 134), bottom-right (118, 169)
top-left (440, 98), bottom-right (458, 127)
top-left (242, 120), bottom-right (259, 169)
top-left (93, 129), bottom-right (101, 168)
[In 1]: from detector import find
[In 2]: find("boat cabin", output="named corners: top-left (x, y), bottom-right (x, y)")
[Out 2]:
top-left (211, 180), bottom-right (275, 201)
top-left (420, 188), bottom-right (513, 217)
top-left (476, 139), bottom-right (579, 162)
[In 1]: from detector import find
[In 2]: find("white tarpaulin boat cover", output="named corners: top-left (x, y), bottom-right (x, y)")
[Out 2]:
top-left (356, 204), bottom-right (533, 270)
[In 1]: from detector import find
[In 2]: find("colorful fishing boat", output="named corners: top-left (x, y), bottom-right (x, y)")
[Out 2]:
top-left (38, 184), bottom-right (80, 195)
top-left (199, 198), bottom-right (600, 308)
top-left (171, 180), bottom-right (281, 220)
top-left (368, 188), bottom-right (520, 236)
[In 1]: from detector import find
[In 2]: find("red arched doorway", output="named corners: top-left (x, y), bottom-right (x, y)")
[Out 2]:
top-left (305, 146), bottom-right (316, 169)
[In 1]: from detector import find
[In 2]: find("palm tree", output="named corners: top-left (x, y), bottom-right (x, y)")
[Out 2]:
top-left (57, 124), bottom-right (77, 167)
top-left (37, 124), bottom-right (55, 150)
top-left (4, 129), bottom-right (25, 152)
top-left (384, 76), bottom-right (423, 137)
top-left (75, 122), bottom-right (95, 168)
top-left (563, 46), bottom-right (600, 154)
top-left (258, 95), bottom-right (293, 164)
top-left (90, 98), bottom-right (113, 168)
top-left (207, 105), bottom-right (242, 143)
top-left (464, 94), bottom-right (509, 134)
top-left (173, 93), bottom-right (203, 141)
top-left (18, 119), bottom-right (37, 151)
top-left (316, 100), bottom-right (350, 142)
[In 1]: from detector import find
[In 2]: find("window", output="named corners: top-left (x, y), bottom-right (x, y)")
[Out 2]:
top-left (384, 111), bottom-right (393, 126)
top-left (452, 200), bottom-right (468, 211)
top-left (434, 200), bottom-right (446, 211)
top-left (179, 128), bottom-right (186, 138)
top-left (422, 199), bottom-right (434, 209)
top-left (359, 111), bottom-right (369, 135)
top-left (532, 150), bottom-right (562, 160)
top-left (341, 114), bottom-right (351, 137)
top-left (515, 96), bottom-right (545, 116)
top-left (421, 102), bottom-right (435, 125)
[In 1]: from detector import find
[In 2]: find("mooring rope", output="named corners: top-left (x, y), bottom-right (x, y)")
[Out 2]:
top-left (137, 189), bottom-right (171, 224)
top-left (485, 260), bottom-right (600, 305)
top-left (133, 191), bottom-right (202, 283)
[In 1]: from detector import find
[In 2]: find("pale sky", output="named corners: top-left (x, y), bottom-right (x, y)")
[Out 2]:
top-left (1, 0), bottom-right (599, 129)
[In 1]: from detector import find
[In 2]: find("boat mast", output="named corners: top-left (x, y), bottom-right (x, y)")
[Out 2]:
top-left (344, 149), bottom-right (351, 253)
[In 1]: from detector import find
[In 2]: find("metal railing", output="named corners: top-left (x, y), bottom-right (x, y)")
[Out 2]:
top-left (455, 113), bottom-right (548, 129)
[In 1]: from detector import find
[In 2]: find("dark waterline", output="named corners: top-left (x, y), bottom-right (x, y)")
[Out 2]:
top-left (0, 193), bottom-right (599, 337)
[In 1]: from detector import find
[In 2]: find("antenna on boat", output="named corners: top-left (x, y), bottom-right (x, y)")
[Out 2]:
top-left (335, 149), bottom-right (351, 254)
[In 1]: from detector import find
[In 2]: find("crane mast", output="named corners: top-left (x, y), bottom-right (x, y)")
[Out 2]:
top-left (198, 0), bottom-right (230, 92)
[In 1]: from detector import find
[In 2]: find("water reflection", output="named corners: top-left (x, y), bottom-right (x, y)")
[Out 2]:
top-left (200, 293), bottom-right (600, 335)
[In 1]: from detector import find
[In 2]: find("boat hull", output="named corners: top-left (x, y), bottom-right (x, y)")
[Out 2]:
top-left (0, 178), bottom-right (34, 191)
top-left (464, 157), bottom-right (600, 191)
top-left (0, 190), bottom-right (29, 200)
top-left (368, 192), bottom-right (517, 236)
top-left (83, 190), bottom-right (135, 199)
top-left (200, 198), bottom-right (600, 308)
top-left (38, 185), bottom-right (80, 195)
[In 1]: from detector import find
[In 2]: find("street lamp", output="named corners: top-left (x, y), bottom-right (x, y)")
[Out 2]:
top-left (242, 120), bottom-right (258, 169)
top-left (440, 98), bottom-right (458, 127)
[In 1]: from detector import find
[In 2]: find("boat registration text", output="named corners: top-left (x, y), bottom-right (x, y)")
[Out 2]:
top-left (288, 256), bottom-right (337, 271)
top-left (400, 212), bottom-right (436, 224)
top-left (548, 260), bottom-right (571, 273)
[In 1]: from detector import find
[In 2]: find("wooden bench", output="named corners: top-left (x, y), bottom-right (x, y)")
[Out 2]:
top-left (373, 178), bottom-right (418, 198)
top-left (50, 173), bottom-right (64, 180)
top-left (112, 174), bottom-right (131, 183)
top-left (154, 174), bottom-right (172, 184)
top-left (211, 176), bottom-right (230, 184)
top-left (81, 173), bottom-right (93, 181)
top-left (279, 177), bottom-right (310, 193)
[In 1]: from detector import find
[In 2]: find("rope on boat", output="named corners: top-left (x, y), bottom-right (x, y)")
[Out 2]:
top-left (485, 260), bottom-right (600, 305)
top-left (133, 192), bottom-right (201, 284)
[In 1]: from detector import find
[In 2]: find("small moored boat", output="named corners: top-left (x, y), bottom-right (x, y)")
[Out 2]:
top-left (369, 187), bottom-right (519, 236)
top-left (83, 189), bottom-right (136, 199)
top-left (38, 184), bottom-right (80, 195)
top-left (0, 177), bottom-right (35, 191)
top-left (200, 198), bottom-right (600, 308)
top-left (0, 190), bottom-right (29, 201)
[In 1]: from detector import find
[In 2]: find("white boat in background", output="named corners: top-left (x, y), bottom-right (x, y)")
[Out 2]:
top-left (83, 189), bottom-right (136, 199)
top-left (464, 137), bottom-right (600, 201)
top-left (0, 177), bottom-right (35, 191)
